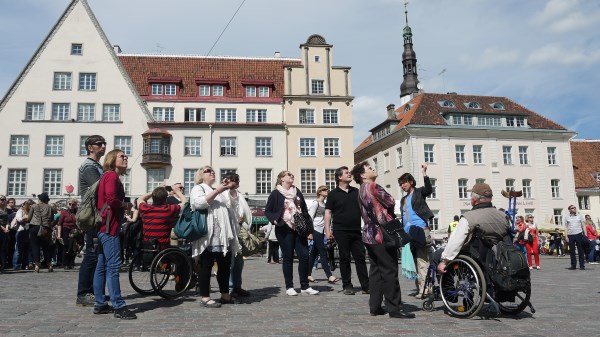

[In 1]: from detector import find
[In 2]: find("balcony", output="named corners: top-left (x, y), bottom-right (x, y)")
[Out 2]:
top-left (141, 128), bottom-right (172, 168)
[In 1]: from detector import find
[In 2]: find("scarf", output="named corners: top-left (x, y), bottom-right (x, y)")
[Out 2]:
top-left (276, 185), bottom-right (299, 227)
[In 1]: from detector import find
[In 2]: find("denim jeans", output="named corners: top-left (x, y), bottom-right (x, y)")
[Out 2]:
top-left (587, 238), bottom-right (597, 262)
top-left (94, 232), bottom-right (126, 309)
top-left (567, 233), bottom-right (585, 268)
top-left (77, 231), bottom-right (98, 297)
top-left (12, 230), bottom-right (30, 269)
top-left (275, 225), bottom-right (309, 290)
top-left (308, 230), bottom-right (332, 278)
top-left (229, 253), bottom-right (244, 292)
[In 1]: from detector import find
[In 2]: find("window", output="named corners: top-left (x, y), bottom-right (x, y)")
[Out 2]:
top-left (491, 102), bottom-right (505, 110)
top-left (478, 116), bottom-right (501, 127)
top-left (245, 86), bottom-right (256, 97)
top-left (314, 56), bottom-right (320, 62)
top-left (185, 108), bottom-right (205, 122)
top-left (396, 147), bottom-right (403, 167)
top-left (505, 179), bottom-right (515, 191)
top-left (458, 179), bottom-right (468, 199)
top-left (77, 103), bottom-right (95, 121)
top-left (525, 209), bottom-right (535, 217)
top-left (219, 169), bottom-right (237, 182)
top-left (429, 178), bottom-right (437, 199)
top-left (246, 109), bottom-right (267, 123)
top-left (323, 109), bottom-right (339, 124)
top-left (450, 114), bottom-right (473, 125)
top-left (147, 168), bottom-right (165, 193)
top-left (506, 116), bottom-right (525, 127)
top-left (114, 136), bottom-right (132, 156)
top-left (151, 84), bottom-right (163, 95)
top-left (220, 137), bottom-right (237, 156)
top-left (165, 84), bottom-right (177, 95)
top-left (52, 103), bottom-right (70, 121)
top-left (53, 72), bottom-right (72, 90)
top-left (255, 137), bottom-right (272, 156)
top-left (7, 169), bottom-right (27, 196)
top-left (45, 136), bottom-right (64, 156)
top-left (43, 169), bottom-right (62, 196)
top-left (553, 209), bottom-right (563, 225)
top-left (578, 196), bottom-right (590, 210)
top-left (71, 43), bottom-right (82, 55)
top-left (79, 136), bottom-right (89, 156)
top-left (183, 169), bottom-right (196, 195)
top-left (551, 179), bottom-right (560, 198)
top-left (258, 86), bottom-right (270, 97)
top-left (10, 135), bottom-right (29, 156)
top-left (311, 80), bottom-right (324, 94)
top-left (153, 107), bottom-right (175, 122)
top-left (199, 85), bottom-right (210, 96)
top-left (301, 169), bottom-right (317, 194)
top-left (384, 152), bottom-right (390, 172)
top-left (216, 108), bottom-right (236, 122)
top-left (430, 210), bottom-right (440, 230)
top-left (472, 145), bottom-right (483, 164)
top-left (439, 100), bottom-right (455, 108)
top-left (120, 169), bottom-right (131, 196)
top-left (299, 109), bottom-right (315, 124)
top-left (26, 103), bottom-right (44, 120)
top-left (547, 147), bottom-right (557, 165)
top-left (502, 146), bottom-right (513, 165)
top-left (476, 178), bottom-right (486, 184)
top-left (373, 158), bottom-right (378, 172)
top-left (324, 138), bottom-right (340, 156)
top-left (79, 73), bottom-right (96, 90)
top-left (103, 104), bottom-right (120, 121)
top-left (455, 145), bottom-right (466, 164)
top-left (519, 146), bottom-right (529, 165)
top-left (256, 169), bottom-right (272, 194)
top-left (144, 138), bottom-right (169, 155)
top-left (212, 85), bottom-right (224, 96)
top-left (184, 137), bottom-right (202, 156)
top-left (467, 102), bottom-right (481, 109)
top-left (522, 179), bottom-right (532, 198)
top-left (300, 138), bottom-right (316, 156)
top-left (424, 144), bottom-right (434, 163)
top-left (325, 169), bottom-right (336, 191)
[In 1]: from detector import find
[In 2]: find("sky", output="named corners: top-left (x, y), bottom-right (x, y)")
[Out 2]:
top-left (1, 0), bottom-right (599, 147)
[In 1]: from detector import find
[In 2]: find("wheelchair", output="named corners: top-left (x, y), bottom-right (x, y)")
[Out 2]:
top-left (421, 243), bottom-right (535, 318)
top-left (128, 240), bottom-right (196, 299)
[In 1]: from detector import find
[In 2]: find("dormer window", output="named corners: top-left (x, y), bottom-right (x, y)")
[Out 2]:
top-left (438, 100), bottom-right (455, 108)
top-left (149, 77), bottom-right (181, 96)
top-left (449, 114), bottom-right (473, 126)
top-left (466, 101), bottom-right (481, 109)
top-left (506, 116), bottom-right (526, 127)
top-left (404, 104), bottom-right (412, 112)
top-left (195, 79), bottom-right (229, 97)
top-left (491, 102), bottom-right (505, 110)
top-left (242, 80), bottom-right (273, 98)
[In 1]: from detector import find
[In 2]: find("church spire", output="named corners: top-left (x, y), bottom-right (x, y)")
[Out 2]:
top-left (400, 1), bottom-right (420, 102)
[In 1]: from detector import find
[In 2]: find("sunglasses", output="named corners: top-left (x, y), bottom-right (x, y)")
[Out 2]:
top-left (92, 141), bottom-right (107, 146)
top-left (203, 169), bottom-right (215, 174)
top-left (287, 173), bottom-right (294, 178)
top-left (68, 203), bottom-right (77, 206)
top-left (0, 199), bottom-right (6, 202)
top-left (118, 155), bottom-right (128, 159)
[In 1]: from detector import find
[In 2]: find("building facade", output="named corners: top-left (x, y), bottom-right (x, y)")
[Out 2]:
top-left (0, 0), bottom-right (354, 203)
top-left (570, 140), bottom-right (600, 223)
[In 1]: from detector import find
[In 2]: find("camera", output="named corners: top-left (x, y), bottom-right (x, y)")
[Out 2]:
top-left (165, 186), bottom-right (173, 192)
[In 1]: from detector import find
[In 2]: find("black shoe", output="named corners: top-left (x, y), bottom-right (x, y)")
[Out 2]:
top-left (568, 266), bottom-right (576, 270)
top-left (76, 293), bottom-right (95, 307)
top-left (580, 266), bottom-right (585, 270)
top-left (362, 290), bottom-right (370, 294)
top-left (93, 304), bottom-right (114, 314)
top-left (389, 310), bottom-right (416, 319)
top-left (343, 288), bottom-right (356, 295)
top-left (114, 307), bottom-right (137, 320)
top-left (370, 307), bottom-right (387, 316)
top-left (232, 288), bottom-right (250, 297)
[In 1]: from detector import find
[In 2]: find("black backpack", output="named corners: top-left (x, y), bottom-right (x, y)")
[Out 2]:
top-left (485, 239), bottom-right (530, 292)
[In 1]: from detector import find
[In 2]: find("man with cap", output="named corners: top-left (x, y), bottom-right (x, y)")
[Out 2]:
top-left (437, 182), bottom-right (511, 274)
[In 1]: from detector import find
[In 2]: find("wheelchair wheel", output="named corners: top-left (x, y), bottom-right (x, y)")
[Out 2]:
top-left (440, 255), bottom-right (487, 318)
top-left (497, 287), bottom-right (531, 315)
top-left (150, 248), bottom-right (193, 299)
top-left (128, 251), bottom-right (155, 295)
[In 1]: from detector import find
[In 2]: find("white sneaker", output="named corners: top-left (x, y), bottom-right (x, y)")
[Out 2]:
top-left (589, 262), bottom-right (599, 265)
top-left (286, 288), bottom-right (298, 296)
top-left (301, 287), bottom-right (319, 295)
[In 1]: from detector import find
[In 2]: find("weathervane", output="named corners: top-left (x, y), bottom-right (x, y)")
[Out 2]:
top-left (404, 1), bottom-right (409, 25)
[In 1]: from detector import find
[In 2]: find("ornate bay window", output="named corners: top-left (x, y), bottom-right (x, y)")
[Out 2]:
top-left (141, 128), bottom-right (171, 168)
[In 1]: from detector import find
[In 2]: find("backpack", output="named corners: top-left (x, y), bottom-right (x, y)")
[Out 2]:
top-left (75, 175), bottom-right (111, 233)
top-left (485, 240), bottom-right (530, 292)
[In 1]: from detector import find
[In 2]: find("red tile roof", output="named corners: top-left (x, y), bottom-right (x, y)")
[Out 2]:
top-left (570, 140), bottom-right (600, 189)
top-left (118, 55), bottom-right (302, 99)
top-left (355, 92), bottom-right (568, 153)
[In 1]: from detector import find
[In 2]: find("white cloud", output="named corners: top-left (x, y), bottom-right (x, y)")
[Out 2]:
top-left (547, 11), bottom-right (600, 33)
top-left (352, 95), bottom-right (390, 147)
top-left (526, 43), bottom-right (600, 65)
top-left (460, 46), bottom-right (519, 70)
top-left (530, 0), bottom-right (600, 33)
top-left (530, 0), bottom-right (577, 26)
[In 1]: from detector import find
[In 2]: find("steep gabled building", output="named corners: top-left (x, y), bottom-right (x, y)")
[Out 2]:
top-left (570, 140), bottom-right (600, 222)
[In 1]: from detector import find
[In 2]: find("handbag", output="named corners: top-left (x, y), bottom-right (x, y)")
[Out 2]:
top-left (174, 202), bottom-right (208, 241)
top-left (363, 203), bottom-right (409, 249)
top-left (293, 211), bottom-right (314, 237)
top-left (238, 224), bottom-right (261, 256)
top-left (37, 225), bottom-right (52, 242)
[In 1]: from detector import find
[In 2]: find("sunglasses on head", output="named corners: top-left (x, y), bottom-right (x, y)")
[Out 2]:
top-left (203, 168), bottom-right (215, 174)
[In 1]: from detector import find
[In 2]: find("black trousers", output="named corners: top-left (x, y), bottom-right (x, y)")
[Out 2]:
top-left (366, 243), bottom-right (402, 313)
top-left (29, 225), bottom-right (53, 266)
top-left (197, 250), bottom-right (232, 297)
top-left (333, 230), bottom-right (369, 291)
top-left (267, 240), bottom-right (279, 263)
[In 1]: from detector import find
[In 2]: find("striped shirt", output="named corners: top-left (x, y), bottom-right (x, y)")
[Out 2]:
top-left (139, 203), bottom-right (181, 249)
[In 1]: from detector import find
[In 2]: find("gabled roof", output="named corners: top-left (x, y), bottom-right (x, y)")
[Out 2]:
top-left (570, 140), bottom-right (600, 189)
top-left (355, 92), bottom-right (568, 153)
top-left (118, 55), bottom-right (302, 99)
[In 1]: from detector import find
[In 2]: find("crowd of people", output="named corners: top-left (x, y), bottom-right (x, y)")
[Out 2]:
top-left (2, 134), bottom-right (599, 321)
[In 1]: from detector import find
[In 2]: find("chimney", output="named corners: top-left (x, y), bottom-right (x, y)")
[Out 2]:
top-left (386, 104), bottom-right (396, 119)
top-left (274, 51), bottom-right (281, 58)
top-left (113, 45), bottom-right (122, 54)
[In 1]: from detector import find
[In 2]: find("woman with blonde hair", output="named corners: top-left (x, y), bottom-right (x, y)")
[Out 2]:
top-left (93, 149), bottom-right (136, 319)
top-left (265, 171), bottom-right (318, 296)
top-left (524, 214), bottom-right (540, 270)
top-left (307, 185), bottom-right (338, 284)
top-left (12, 199), bottom-right (34, 270)
top-left (190, 165), bottom-right (238, 308)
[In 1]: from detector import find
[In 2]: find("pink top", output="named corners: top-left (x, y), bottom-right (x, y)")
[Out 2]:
top-left (586, 224), bottom-right (598, 240)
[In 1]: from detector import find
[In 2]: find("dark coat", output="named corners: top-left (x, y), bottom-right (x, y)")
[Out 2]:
top-left (400, 176), bottom-right (434, 223)
top-left (265, 188), bottom-right (308, 227)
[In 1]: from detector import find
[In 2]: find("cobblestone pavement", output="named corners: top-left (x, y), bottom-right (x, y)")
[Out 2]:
top-left (0, 253), bottom-right (597, 337)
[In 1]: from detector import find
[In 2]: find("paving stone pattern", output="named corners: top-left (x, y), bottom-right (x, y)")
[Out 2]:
top-left (0, 254), bottom-right (597, 336)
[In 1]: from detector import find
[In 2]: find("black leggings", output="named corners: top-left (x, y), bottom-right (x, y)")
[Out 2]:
top-left (29, 225), bottom-right (53, 266)
top-left (197, 250), bottom-right (232, 297)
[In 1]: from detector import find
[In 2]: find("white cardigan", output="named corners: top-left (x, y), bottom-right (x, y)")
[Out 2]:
top-left (190, 183), bottom-right (238, 258)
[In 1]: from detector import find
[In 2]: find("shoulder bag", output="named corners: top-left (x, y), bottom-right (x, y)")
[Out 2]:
top-left (363, 200), bottom-right (409, 249)
top-left (174, 186), bottom-right (208, 241)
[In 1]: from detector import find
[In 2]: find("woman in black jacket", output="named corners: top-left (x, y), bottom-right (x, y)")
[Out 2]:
top-left (265, 171), bottom-right (319, 296)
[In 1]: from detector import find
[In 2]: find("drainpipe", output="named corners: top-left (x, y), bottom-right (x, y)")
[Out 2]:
top-left (209, 124), bottom-right (213, 166)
